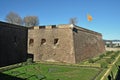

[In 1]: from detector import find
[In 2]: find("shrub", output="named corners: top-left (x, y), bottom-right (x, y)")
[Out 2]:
top-left (36, 74), bottom-right (46, 80)
top-left (106, 51), bottom-right (113, 55)
top-left (99, 54), bottom-right (105, 59)
top-left (26, 58), bottom-right (33, 64)
top-left (111, 55), bottom-right (115, 59)
top-left (100, 62), bottom-right (108, 68)
top-left (0, 64), bottom-right (22, 72)
top-left (22, 58), bottom-right (33, 66)
top-left (114, 51), bottom-right (120, 57)
top-left (22, 62), bottom-right (27, 66)
top-left (88, 58), bottom-right (95, 63)
top-left (117, 51), bottom-right (120, 53)
top-left (94, 57), bottom-right (100, 62)
top-left (106, 58), bottom-right (112, 64)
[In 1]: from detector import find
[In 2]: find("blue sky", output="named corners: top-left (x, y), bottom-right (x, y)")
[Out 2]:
top-left (0, 0), bottom-right (120, 40)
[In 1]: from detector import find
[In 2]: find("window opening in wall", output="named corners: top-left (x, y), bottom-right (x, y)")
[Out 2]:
top-left (39, 26), bottom-right (45, 29)
top-left (41, 39), bottom-right (46, 45)
top-left (54, 38), bottom-right (59, 45)
top-left (29, 39), bottom-right (34, 46)
top-left (73, 28), bottom-right (78, 33)
top-left (52, 25), bottom-right (57, 28)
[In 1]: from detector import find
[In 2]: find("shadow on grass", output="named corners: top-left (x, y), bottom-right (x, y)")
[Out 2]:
top-left (0, 72), bottom-right (26, 80)
top-left (115, 66), bottom-right (120, 80)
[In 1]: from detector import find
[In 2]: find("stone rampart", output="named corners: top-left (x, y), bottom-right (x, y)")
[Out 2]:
top-left (28, 24), bottom-right (105, 63)
top-left (0, 21), bottom-right (28, 67)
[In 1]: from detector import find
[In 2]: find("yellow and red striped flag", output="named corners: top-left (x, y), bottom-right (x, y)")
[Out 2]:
top-left (87, 14), bottom-right (92, 21)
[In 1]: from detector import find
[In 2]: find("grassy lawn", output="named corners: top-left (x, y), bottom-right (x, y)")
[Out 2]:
top-left (1, 51), bottom-right (120, 80)
top-left (3, 63), bottom-right (101, 80)
top-left (96, 51), bottom-right (120, 80)
top-left (77, 51), bottom-right (120, 80)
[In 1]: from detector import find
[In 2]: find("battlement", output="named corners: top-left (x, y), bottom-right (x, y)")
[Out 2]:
top-left (28, 24), bottom-right (101, 36)
top-left (28, 24), bottom-right (74, 29)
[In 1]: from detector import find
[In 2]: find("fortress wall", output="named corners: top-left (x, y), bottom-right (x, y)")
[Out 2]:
top-left (73, 26), bottom-right (105, 63)
top-left (28, 24), bottom-right (75, 63)
top-left (0, 22), bottom-right (28, 67)
top-left (28, 24), bottom-right (105, 63)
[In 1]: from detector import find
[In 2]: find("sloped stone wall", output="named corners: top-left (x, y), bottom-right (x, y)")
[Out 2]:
top-left (0, 22), bottom-right (28, 67)
top-left (73, 27), bottom-right (105, 63)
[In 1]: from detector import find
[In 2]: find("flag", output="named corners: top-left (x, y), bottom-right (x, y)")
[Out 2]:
top-left (87, 14), bottom-right (92, 21)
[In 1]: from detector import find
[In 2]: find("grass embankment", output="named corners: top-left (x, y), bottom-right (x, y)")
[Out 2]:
top-left (101, 55), bottom-right (120, 80)
top-left (96, 51), bottom-right (120, 80)
top-left (79, 51), bottom-right (120, 80)
top-left (1, 51), bottom-right (120, 80)
top-left (3, 63), bottom-right (100, 80)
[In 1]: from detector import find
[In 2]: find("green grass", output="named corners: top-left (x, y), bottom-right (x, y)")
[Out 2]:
top-left (2, 51), bottom-right (120, 80)
top-left (95, 51), bottom-right (120, 80)
top-left (109, 56), bottom-right (120, 79)
top-left (78, 51), bottom-right (120, 80)
top-left (95, 69), bottom-right (107, 80)
top-left (3, 63), bottom-right (101, 80)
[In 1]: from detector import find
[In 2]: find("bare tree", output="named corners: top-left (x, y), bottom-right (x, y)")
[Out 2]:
top-left (24, 16), bottom-right (39, 27)
top-left (69, 17), bottom-right (78, 25)
top-left (5, 12), bottom-right (23, 25)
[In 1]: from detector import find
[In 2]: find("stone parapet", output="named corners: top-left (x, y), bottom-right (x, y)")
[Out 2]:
top-left (28, 24), bottom-right (101, 37)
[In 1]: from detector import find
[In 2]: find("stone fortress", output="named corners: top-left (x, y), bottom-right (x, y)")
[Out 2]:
top-left (28, 24), bottom-right (105, 63)
top-left (0, 21), bottom-right (105, 66)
